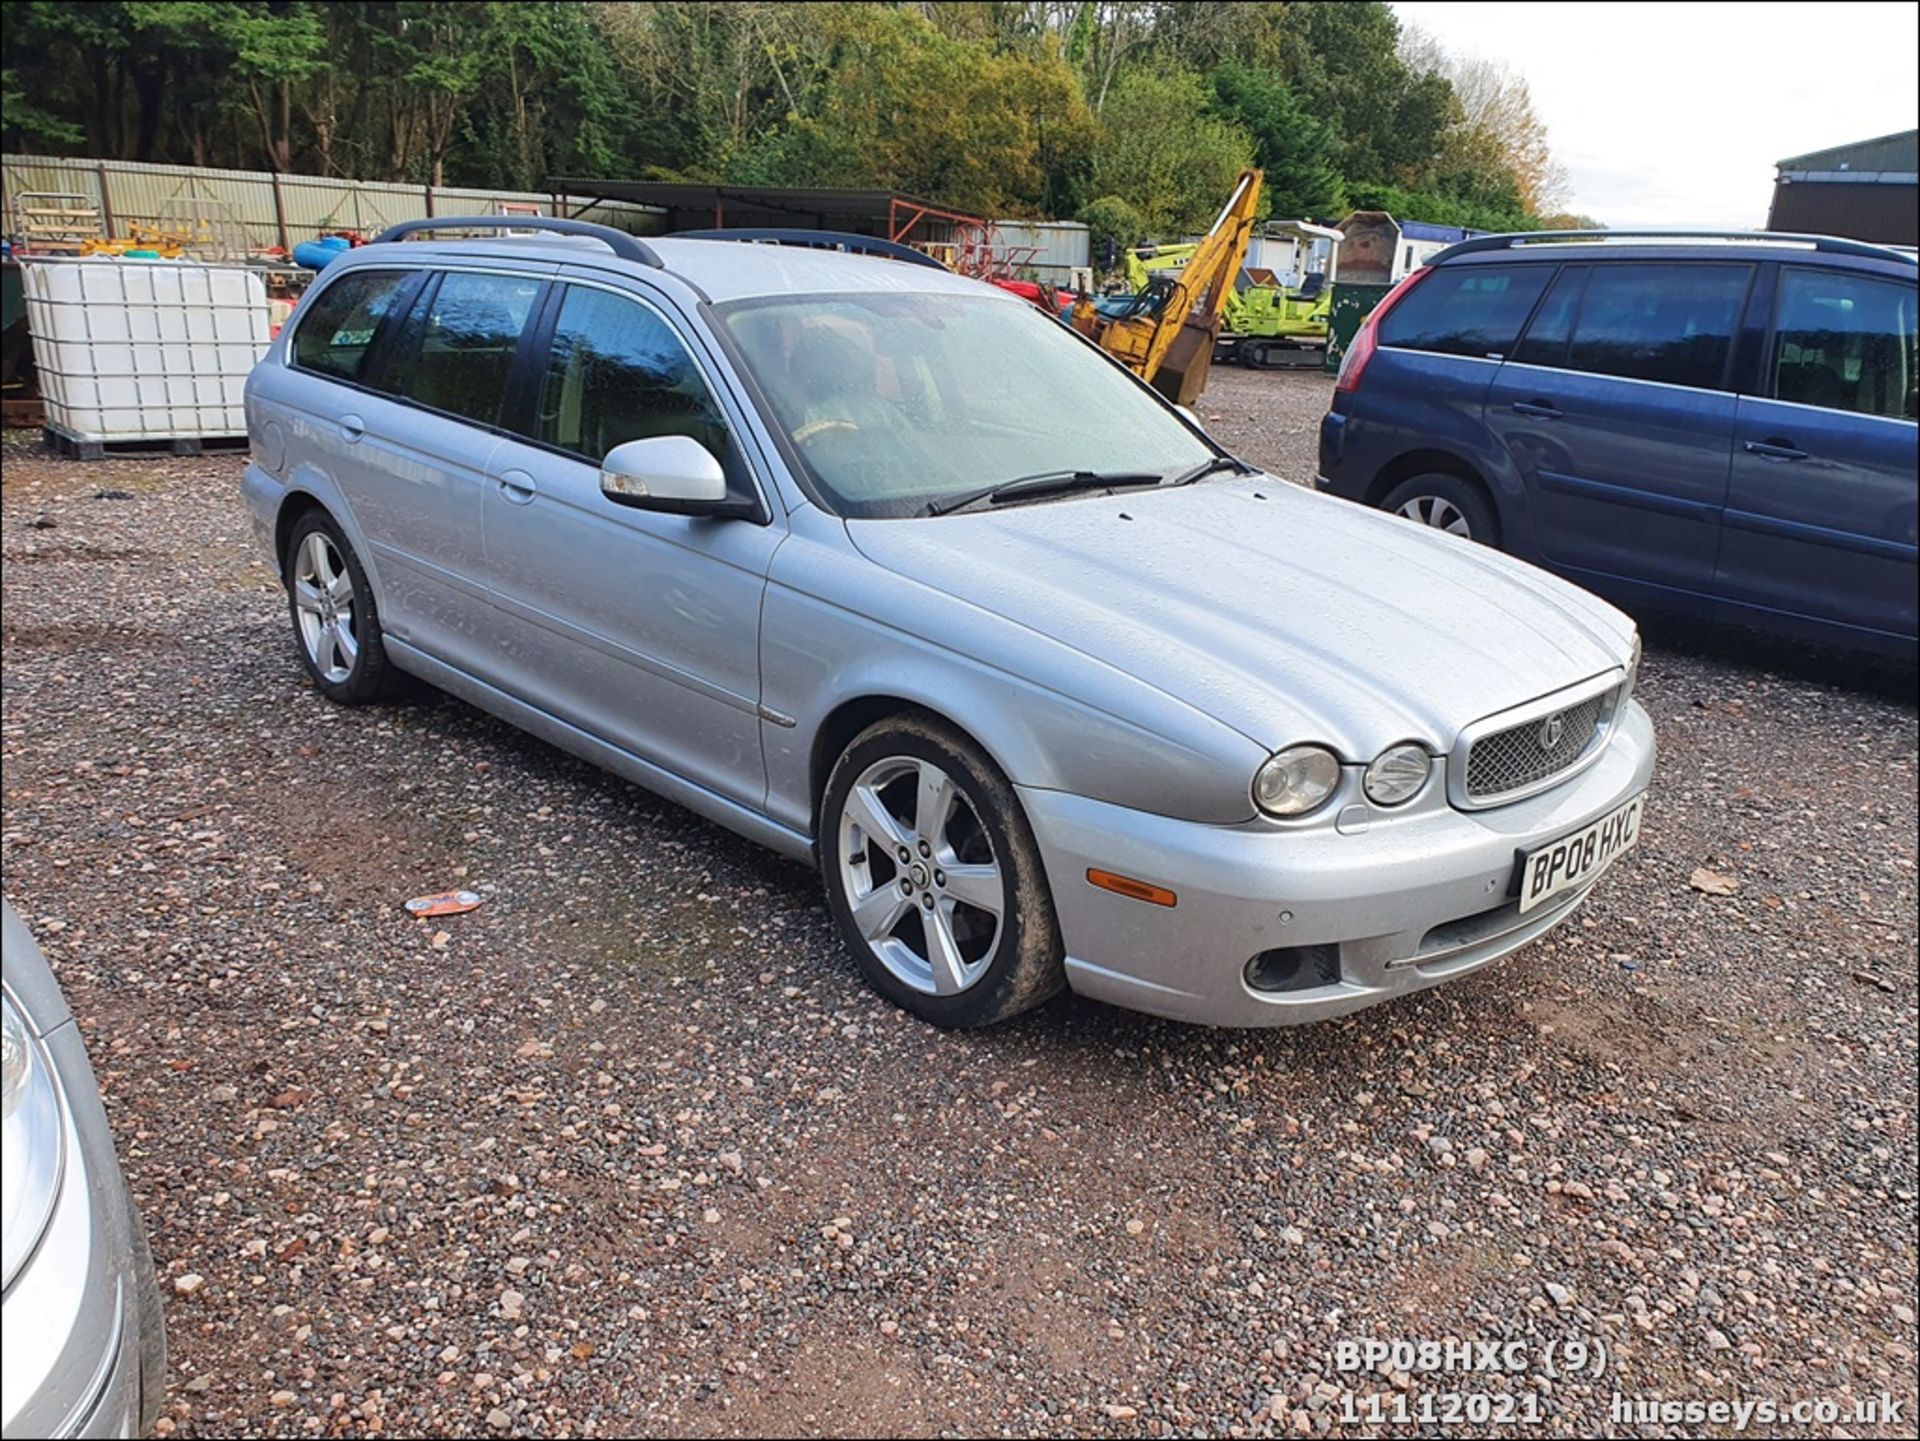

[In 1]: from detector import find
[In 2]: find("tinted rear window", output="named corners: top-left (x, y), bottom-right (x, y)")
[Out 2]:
top-left (382, 272), bottom-right (544, 427)
top-left (1564, 263), bottom-right (1750, 390)
top-left (1378, 265), bottom-right (1551, 359)
top-left (1770, 266), bottom-right (1917, 419)
top-left (291, 270), bottom-right (415, 383)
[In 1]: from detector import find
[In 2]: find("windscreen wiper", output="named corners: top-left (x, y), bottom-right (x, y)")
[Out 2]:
top-left (925, 468), bottom-right (1164, 517)
top-left (1161, 454), bottom-right (1253, 487)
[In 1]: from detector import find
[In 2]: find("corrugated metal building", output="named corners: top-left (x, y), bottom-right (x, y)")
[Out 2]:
top-left (984, 220), bottom-right (1090, 286)
top-left (2, 154), bottom-right (661, 254)
top-left (1767, 130), bottom-right (1918, 246)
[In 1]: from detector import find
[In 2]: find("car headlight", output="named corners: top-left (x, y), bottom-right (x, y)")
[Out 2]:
top-left (1364, 743), bottom-right (1432, 806)
top-left (1253, 744), bottom-right (1342, 817)
top-left (1623, 630), bottom-right (1642, 702)
top-left (2, 989), bottom-right (66, 1288)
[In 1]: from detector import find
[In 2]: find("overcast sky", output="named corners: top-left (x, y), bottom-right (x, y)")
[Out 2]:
top-left (1392, 1), bottom-right (1920, 227)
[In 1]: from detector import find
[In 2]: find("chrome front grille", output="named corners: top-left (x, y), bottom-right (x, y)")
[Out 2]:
top-left (1464, 690), bottom-right (1610, 801)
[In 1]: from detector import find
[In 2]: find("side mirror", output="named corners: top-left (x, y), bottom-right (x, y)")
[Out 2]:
top-left (1175, 404), bottom-right (1206, 432)
top-left (600, 435), bottom-right (741, 516)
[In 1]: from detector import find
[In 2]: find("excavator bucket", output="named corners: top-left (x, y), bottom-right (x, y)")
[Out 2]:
top-left (1153, 316), bottom-right (1220, 406)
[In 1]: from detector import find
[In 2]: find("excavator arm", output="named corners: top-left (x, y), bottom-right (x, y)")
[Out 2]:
top-left (1070, 169), bottom-right (1262, 405)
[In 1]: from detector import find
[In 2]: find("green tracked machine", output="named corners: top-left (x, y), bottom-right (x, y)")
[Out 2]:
top-left (1126, 220), bottom-right (1340, 370)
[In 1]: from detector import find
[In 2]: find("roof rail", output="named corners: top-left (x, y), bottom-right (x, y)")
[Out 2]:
top-left (369, 215), bottom-right (663, 268)
top-left (1431, 229), bottom-right (1914, 264)
top-left (671, 227), bottom-right (949, 271)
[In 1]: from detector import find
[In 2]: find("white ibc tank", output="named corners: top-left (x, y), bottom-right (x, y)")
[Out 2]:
top-left (22, 258), bottom-right (270, 443)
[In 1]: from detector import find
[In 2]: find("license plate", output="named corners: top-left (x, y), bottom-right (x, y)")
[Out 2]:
top-left (1516, 794), bottom-right (1644, 913)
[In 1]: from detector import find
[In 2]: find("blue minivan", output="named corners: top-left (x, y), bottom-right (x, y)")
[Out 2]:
top-left (1317, 232), bottom-right (1917, 657)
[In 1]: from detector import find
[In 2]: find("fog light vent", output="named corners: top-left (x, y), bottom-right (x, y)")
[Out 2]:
top-left (1245, 943), bottom-right (1342, 993)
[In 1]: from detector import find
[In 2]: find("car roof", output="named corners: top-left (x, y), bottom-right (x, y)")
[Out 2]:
top-left (338, 233), bottom-right (1000, 305)
top-left (1434, 231), bottom-right (1918, 269)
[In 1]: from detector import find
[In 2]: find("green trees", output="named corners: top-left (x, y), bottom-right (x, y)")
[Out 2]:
top-left (1087, 67), bottom-right (1255, 234)
top-left (1208, 60), bottom-right (1343, 221)
top-left (732, 6), bottom-right (1093, 215)
top-left (1, 1), bottom-right (1575, 238)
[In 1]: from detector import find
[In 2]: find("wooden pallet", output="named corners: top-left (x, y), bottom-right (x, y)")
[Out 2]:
top-left (41, 422), bottom-right (248, 461)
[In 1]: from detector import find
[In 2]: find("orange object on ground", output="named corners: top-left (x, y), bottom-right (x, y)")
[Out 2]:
top-left (403, 890), bottom-right (484, 917)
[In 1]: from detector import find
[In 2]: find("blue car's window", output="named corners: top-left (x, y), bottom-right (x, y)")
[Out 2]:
top-left (291, 270), bottom-right (415, 383)
top-left (1377, 264), bottom-right (1551, 359)
top-left (718, 292), bottom-right (1213, 519)
top-left (1770, 267), bottom-right (1917, 420)
top-left (534, 286), bottom-right (728, 464)
top-left (383, 271), bottom-right (543, 428)
top-left (1564, 263), bottom-right (1750, 392)
top-left (1513, 266), bottom-right (1585, 368)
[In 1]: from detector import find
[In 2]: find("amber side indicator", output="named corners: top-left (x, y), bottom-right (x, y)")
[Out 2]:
top-left (1086, 868), bottom-right (1178, 908)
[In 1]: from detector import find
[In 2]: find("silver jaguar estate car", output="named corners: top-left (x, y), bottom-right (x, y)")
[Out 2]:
top-left (242, 217), bottom-right (1654, 1028)
top-left (3, 901), bottom-right (166, 1438)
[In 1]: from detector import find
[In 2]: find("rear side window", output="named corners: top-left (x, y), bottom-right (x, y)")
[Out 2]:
top-left (383, 271), bottom-right (544, 428)
top-left (533, 286), bottom-right (728, 463)
top-left (1513, 266), bottom-right (1585, 367)
top-left (1564, 263), bottom-right (1750, 391)
top-left (291, 270), bottom-right (415, 382)
top-left (1770, 267), bottom-right (1917, 420)
top-left (1377, 265), bottom-right (1551, 359)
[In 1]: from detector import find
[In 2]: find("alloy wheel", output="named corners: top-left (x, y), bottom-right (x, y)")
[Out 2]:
top-left (837, 756), bottom-right (1004, 996)
top-left (292, 531), bottom-right (359, 684)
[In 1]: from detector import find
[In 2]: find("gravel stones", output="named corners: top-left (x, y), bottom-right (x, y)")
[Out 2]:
top-left (1, 415), bottom-right (1913, 1437)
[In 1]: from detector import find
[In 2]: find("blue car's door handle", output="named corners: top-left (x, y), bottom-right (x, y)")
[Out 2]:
top-left (1511, 399), bottom-right (1563, 419)
top-left (1743, 438), bottom-right (1809, 461)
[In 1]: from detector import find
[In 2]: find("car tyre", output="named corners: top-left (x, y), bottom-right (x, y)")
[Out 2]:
top-left (1380, 473), bottom-right (1500, 546)
top-left (821, 714), bottom-right (1065, 1027)
top-left (126, 1198), bottom-right (167, 1435)
top-left (284, 510), bottom-right (399, 704)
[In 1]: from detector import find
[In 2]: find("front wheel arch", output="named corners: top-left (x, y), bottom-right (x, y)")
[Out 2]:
top-left (810, 696), bottom-right (1006, 838)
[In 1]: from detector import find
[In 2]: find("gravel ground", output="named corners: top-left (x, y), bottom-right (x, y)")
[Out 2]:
top-left (1190, 366), bottom-right (1332, 484)
top-left (1, 388), bottom-right (1915, 1440)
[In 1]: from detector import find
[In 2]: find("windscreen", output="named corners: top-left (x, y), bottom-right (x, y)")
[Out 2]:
top-left (718, 291), bottom-right (1213, 518)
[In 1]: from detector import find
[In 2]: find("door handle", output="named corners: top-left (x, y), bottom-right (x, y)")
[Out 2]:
top-left (1511, 399), bottom-right (1563, 419)
top-left (1743, 438), bottom-right (1808, 461)
top-left (494, 470), bottom-right (538, 504)
top-left (339, 413), bottom-right (365, 443)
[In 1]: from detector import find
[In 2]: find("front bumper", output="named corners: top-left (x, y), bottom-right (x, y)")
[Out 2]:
top-left (2, 1021), bottom-right (166, 1439)
top-left (1021, 699), bottom-right (1655, 1027)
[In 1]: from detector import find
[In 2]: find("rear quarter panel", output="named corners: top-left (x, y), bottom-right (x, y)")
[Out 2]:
top-left (1323, 349), bottom-right (1535, 553)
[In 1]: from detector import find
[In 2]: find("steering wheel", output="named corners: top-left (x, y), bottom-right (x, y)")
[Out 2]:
top-left (794, 418), bottom-right (862, 445)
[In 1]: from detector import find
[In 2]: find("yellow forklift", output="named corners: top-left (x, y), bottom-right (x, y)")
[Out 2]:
top-left (1068, 169), bottom-right (1262, 405)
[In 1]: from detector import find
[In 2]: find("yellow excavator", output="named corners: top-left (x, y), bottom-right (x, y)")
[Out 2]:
top-left (1068, 169), bottom-right (1262, 405)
